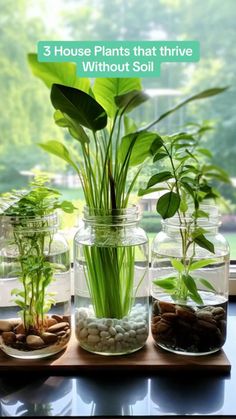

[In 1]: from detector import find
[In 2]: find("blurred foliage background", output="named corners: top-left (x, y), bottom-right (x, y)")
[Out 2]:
top-left (0, 0), bottom-right (236, 251)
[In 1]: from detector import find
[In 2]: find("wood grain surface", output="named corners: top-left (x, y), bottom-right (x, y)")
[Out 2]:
top-left (0, 335), bottom-right (231, 374)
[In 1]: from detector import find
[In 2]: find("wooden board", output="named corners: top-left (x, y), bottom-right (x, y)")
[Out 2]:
top-left (0, 335), bottom-right (231, 374)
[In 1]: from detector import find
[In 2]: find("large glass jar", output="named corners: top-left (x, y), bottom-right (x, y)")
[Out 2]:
top-left (74, 206), bottom-right (149, 355)
top-left (0, 213), bottom-right (71, 359)
top-left (151, 208), bottom-right (229, 355)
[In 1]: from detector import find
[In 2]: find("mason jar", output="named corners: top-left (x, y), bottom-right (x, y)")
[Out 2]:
top-left (0, 213), bottom-right (71, 359)
top-left (74, 206), bottom-right (149, 355)
top-left (151, 207), bottom-right (229, 355)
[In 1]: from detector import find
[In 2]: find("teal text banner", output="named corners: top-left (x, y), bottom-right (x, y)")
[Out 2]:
top-left (38, 41), bottom-right (200, 78)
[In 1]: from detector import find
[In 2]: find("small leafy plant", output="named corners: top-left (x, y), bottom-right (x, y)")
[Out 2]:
top-left (0, 175), bottom-right (75, 332)
top-left (139, 121), bottom-right (230, 304)
top-left (28, 54), bottom-right (227, 317)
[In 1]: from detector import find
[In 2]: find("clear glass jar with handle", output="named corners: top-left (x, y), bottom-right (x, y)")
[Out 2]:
top-left (74, 206), bottom-right (149, 355)
top-left (151, 206), bottom-right (229, 355)
top-left (0, 213), bottom-right (71, 359)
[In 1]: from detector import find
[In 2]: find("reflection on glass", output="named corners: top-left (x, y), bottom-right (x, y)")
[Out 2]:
top-left (76, 376), bottom-right (148, 416)
top-left (150, 375), bottom-right (225, 415)
top-left (0, 377), bottom-right (72, 417)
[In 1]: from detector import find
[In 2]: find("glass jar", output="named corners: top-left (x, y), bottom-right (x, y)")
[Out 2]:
top-left (0, 213), bottom-right (71, 359)
top-left (74, 206), bottom-right (149, 355)
top-left (151, 207), bottom-right (229, 355)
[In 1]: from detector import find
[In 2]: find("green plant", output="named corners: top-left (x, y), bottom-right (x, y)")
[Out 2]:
top-left (28, 55), bottom-right (227, 317)
top-left (139, 121), bottom-right (230, 304)
top-left (0, 175), bottom-right (75, 331)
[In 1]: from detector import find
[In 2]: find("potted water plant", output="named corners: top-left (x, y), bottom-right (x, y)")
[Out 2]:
top-left (28, 53), bottom-right (227, 355)
top-left (0, 176), bottom-right (75, 359)
top-left (139, 122), bottom-right (230, 355)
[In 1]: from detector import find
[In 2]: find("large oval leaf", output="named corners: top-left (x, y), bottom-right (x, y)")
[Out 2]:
top-left (156, 191), bottom-right (180, 219)
top-left (28, 53), bottom-right (91, 93)
top-left (118, 131), bottom-right (160, 166)
top-left (115, 90), bottom-right (149, 113)
top-left (93, 78), bottom-right (142, 118)
top-left (54, 110), bottom-right (89, 144)
top-left (51, 84), bottom-right (107, 131)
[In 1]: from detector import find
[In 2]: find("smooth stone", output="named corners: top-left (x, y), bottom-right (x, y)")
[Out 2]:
top-left (47, 322), bottom-right (69, 333)
top-left (46, 318), bottom-right (58, 328)
top-left (9, 318), bottom-right (21, 327)
top-left (115, 325), bottom-right (125, 333)
top-left (115, 333), bottom-right (123, 341)
top-left (2, 331), bottom-right (16, 344)
top-left (41, 332), bottom-right (58, 345)
top-left (79, 328), bottom-right (88, 338)
top-left (129, 330), bottom-right (136, 338)
top-left (0, 320), bottom-right (12, 332)
top-left (136, 327), bottom-right (148, 335)
top-left (100, 331), bottom-right (109, 338)
top-left (97, 324), bottom-right (108, 331)
top-left (87, 334), bottom-right (100, 344)
top-left (14, 323), bottom-right (25, 335)
top-left (77, 320), bottom-right (84, 330)
top-left (109, 326), bottom-right (116, 336)
top-left (88, 328), bottom-right (99, 335)
top-left (52, 314), bottom-right (63, 323)
top-left (26, 335), bottom-right (45, 349)
top-left (16, 334), bottom-right (26, 342)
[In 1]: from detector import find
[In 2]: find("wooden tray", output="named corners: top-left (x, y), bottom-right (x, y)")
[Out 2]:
top-left (0, 335), bottom-right (231, 374)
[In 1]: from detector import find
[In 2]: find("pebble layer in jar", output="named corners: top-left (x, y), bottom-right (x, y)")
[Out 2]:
top-left (75, 303), bottom-right (149, 355)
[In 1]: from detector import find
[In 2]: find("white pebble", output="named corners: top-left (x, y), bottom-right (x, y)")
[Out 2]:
top-left (136, 334), bottom-right (146, 343)
top-left (115, 325), bottom-right (125, 333)
top-left (123, 332), bottom-right (130, 341)
top-left (109, 326), bottom-right (116, 336)
top-left (100, 331), bottom-right (109, 338)
top-left (106, 319), bottom-right (113, 327)
top-left (79, 328), bottom-right (88, 338)
top-left (129, 330), bottom-right (136, 338)
top-left (88, 327), bottom-right (99, 335)
top-left (97, 324), bottom-right (108, 331)
top-left (88, 334), bottom-right (100, 344)
top-left (136, 327), bottom-right (148, 335)
top-left (115, 333), bottom-right (123, 341)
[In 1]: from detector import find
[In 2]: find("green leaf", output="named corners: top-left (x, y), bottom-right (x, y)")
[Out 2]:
top-left (115, 90), bottom-right (149, 113)
top-left (182, 274), bottom-right (203, 304)
top-left (147, 171), bottom-right (173, 188)
top-left (198, 278), bottom-right (216, 292)
top-left (93, 78), bottom-right (142, 118)
top-left (54, 110), bottom-right (90, 144)
top-left (156, 192), bottom-right (180, 219)
top-left (28, 53), bottom-right (91, 92)
top-left (124, 115), bottom-right (138, 135)
top-left (153, 277), bottom-right (177, 290)
top-left (138, 186), bottom-right (167, 197)
top-left (118, 131), bottom-right (159, 166)
top-left (197, 148), bottom-right (213, 158)
top-left (57, 200), bottom-right (76, 213)
top-left (39, 140), bottom-right (79, 173)
top-left (171, 258), bottom-right (185, 273)
top-left (150, 137), bottom-right (164, 155)
top-left (143, 86), bottom-right (228, 130)
top-left (192, 234), bottom-right (215, 254)
top-left (189, 258), bottom-right (216, 271)
top-left (192, 209), bottom-right (209, 219)
top-left (153, 152), bottom-right (167, 162)
top-left (51, 84), bottom-right (107, 131)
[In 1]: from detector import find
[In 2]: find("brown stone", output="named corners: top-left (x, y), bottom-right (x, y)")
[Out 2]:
top-left (155, 320), bottom-right (171, 333)
top-left (26, 335), bottom-right (45, 349)
top-left (47, 322), bottom-right (69, 333)
top-left (158, 301), bottom-right (176, 313)
top-left (14, 323), bottom-right (25, 335)
top-left (152, 315), bottom-right (161, 324)
top-left (196, 319), bottom-right (218, 332)
top-left (56, 330), bottom-right (67, 337)
top-left (2, 331), bottom-right (16, 345)
top-left (62, 315), bottom-right (70, 323)
top-left (51, 314), bottom-right (64, 323)
top-left (162, 313), bottom-right (178, 322)
top-left (41, 332), bottom-right (58, 345)
top-left (0, 320), bottom-right (12, 332)
top-left (9, 318), bottom-right (21, 327)
top-left (46, 317), bottom-right (58, 328)
top-left (176, 307), bottom-right (196, 322)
